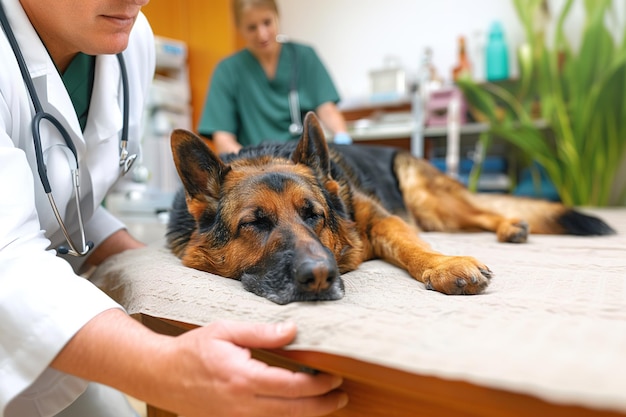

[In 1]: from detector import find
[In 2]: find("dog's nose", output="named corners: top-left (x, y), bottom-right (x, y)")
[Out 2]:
top-left (295, 259), bottom-right (338, 292)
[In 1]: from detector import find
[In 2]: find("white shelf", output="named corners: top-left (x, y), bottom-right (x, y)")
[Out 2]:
top-left (348, 119), bottom-right (548, 141)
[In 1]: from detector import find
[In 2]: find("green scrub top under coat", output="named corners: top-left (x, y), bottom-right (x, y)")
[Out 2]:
top-left (61, 52), bottom-right (96, 132)
top-left (197, 42), bottom-right (341, 147)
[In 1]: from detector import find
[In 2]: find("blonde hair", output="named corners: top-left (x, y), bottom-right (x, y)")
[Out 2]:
top-left (232, 0), bottom-right (279, 27)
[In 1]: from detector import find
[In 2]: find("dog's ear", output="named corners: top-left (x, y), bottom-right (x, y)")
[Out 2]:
top-left (170, 129), bottom-right (231, 218)
top-left (291, 112), bottom-right (331, 177)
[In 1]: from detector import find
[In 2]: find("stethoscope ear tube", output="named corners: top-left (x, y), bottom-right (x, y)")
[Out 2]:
top-left (49, 190), bottom-right (94, 257)
top-left (1, 2), bottom-right (59, 194)
top-left (116, 53), bottom-right (134, 172)
top-left (31, 112), bottom-right (79, 193)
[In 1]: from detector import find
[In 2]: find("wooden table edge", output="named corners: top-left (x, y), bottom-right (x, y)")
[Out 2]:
top-left (139, 314), bottom-right (625, 417)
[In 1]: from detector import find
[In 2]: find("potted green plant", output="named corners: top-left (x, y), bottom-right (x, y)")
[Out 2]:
top-left (457, 0), bottom-right (626, 206)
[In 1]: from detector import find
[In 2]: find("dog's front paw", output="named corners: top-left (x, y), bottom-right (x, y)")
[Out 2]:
top-left (421, 256), bottom-right (492, 295)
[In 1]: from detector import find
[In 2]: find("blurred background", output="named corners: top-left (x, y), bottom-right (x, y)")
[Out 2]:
top-left (106, 0), bottom-right (626, 240)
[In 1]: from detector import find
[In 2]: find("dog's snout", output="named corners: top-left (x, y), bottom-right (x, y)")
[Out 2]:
top-left (296, 259), bottom-right (338, 292)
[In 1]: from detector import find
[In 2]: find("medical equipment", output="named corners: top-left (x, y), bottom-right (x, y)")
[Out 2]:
top-left (0, 2), bottom-right (136, 257)
top-left (286, 42), bottom-right (303, 136)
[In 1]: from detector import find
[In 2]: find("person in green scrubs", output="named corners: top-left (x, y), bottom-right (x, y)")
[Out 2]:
top-left (198, 0), bottom-right (352, 154)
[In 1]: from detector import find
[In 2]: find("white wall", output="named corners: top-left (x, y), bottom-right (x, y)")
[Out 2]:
top-left (276, 0), bottom-right (524, 101)
top-left (275, 0), bottom-right (622, 103)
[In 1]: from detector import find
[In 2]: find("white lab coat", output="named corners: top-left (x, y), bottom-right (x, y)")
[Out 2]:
top-left (0, 0), bottom-right (155, 415)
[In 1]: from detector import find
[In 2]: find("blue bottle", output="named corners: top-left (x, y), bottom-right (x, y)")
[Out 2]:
top-left (485, 21), bottom-right (509, 81)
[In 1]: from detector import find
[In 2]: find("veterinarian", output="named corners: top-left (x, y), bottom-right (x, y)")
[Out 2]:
top-left (198, 0), bottom-right (352, 154)
top-left (0, 0), bottom-right (347, 416)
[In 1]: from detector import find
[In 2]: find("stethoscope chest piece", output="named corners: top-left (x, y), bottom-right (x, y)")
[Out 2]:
top-left (286, 42), bottom-right (303, 137)
top-left (289, 121), bottom-right (303, 136)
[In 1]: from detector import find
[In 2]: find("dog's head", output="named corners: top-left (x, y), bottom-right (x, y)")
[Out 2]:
top-left (168, 112), bottom-right (362, 304)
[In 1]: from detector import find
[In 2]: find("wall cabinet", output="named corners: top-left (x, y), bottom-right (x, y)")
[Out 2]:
top-left (142, 1), bottom-right (240, 130)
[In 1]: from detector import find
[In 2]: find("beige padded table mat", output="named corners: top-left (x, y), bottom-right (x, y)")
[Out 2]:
top-left (91, 208), bottom-right (626, 413)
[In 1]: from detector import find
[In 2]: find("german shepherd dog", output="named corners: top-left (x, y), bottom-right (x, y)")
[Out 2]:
top-left (167, 112), bottom-right (614, 304)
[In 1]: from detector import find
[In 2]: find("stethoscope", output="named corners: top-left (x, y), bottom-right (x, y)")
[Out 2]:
top-left (285, 41), bottom-right (303, 136)
top-left (0, 2), bottom-right (136, 257)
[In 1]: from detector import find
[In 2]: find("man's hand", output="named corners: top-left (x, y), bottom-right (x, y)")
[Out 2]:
top-left (52, 309), bottom-right (347, 417)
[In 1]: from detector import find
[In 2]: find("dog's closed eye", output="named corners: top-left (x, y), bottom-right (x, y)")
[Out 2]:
top-left (238, 209), bottom-right (275, 233)
top-left (299, 200), bottom-right (325, 226)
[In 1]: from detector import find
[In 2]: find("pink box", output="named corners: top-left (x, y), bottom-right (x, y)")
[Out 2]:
top-left (425, 87), bottom-right (467, 126)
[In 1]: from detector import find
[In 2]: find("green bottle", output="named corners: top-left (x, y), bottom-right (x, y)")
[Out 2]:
top-left (485, 21), bottom-right (509, 81)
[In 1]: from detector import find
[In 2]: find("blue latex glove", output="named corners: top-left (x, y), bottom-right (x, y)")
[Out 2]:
top-left (333, 132), bottom-right (353, 144)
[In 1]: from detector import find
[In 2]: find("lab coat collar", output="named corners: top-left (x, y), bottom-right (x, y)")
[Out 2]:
top-left (3, 0), bottom-right (85, 148)
top-left (84, 54), bottom-right (124, 144)
top-left (3, 0), bottom-right (49, 79)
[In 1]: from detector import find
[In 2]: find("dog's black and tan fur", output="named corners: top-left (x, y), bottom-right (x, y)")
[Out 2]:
top-left (167, 112), bottom-right (614, 304)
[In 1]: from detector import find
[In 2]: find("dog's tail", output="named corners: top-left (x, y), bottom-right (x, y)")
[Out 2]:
top-left (553, 209), bottom-right (616, 235)
top-left (469, 193), bottom-right (616, 235)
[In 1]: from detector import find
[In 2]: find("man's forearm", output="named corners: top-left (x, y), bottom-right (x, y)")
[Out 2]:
top-left (50, 309), bottom-right (171, 402)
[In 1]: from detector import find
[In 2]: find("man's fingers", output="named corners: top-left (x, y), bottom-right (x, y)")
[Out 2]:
top-left (255, 389), bottom-right (349, 417)
top-left (208, 320), bottom-right (298, 349)
top-left (246, 360), bottom-right (343, 398)
top-left (199, 319), bottom-right (348, 416)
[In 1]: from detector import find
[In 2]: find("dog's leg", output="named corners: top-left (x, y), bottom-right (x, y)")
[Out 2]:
top-left (393, 152), bottom-right (529, 243)
top-left (353, 193), bottom-right (492, 295)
